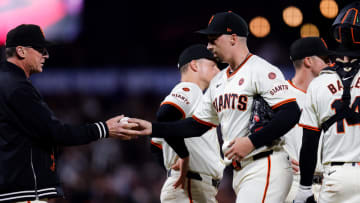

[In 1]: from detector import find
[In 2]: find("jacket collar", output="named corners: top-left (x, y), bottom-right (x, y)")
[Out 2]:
top-left (1, 61), bottom-right (28, 79)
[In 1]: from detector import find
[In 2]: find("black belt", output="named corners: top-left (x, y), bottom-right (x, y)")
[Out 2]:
top-left (330, 162), bottom-right (360, 166)
top-left (167, 170), bottom-right (220, 188)
top-left (232, 150), bottom-right (273, 170)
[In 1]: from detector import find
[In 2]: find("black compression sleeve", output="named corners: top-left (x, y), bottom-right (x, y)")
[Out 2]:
top-left (150, 144), bottom-right (166, 171)
top-left (152, 117), bottom-right (212, 139)
top-left (248, 101), bottom-right (301, 148)
top-left (299, 128), bottom-right (321, 186)
top-left (155, 104), bottom-right (189, 158)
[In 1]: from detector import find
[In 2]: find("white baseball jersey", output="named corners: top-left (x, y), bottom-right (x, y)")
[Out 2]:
top-left (299, 68), bottom-right (360, 163)
top-left (193, 54), bottom-right (296, 158)
top-left (284, 80), bottom-right (307, 161)
top-left (151, 82), bottom-right (225, 179)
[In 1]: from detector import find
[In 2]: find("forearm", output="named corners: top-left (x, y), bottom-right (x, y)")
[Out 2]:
top-left (248, 101), bottom-right (301, 148)
top-left (152, 117), bottom-right (211, 138)
top-left (299, 128), bottom-right (321, 186)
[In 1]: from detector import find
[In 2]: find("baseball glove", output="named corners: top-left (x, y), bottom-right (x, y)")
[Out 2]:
top-left (249, 94), bottom-right (274, 134)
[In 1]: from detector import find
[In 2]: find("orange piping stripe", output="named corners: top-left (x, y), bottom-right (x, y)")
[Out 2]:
top-left (150, 140), bottom-right (162, 149)
top-left (161, 101), bottom-right (186, 119)
top-left (262, 156), bottom-right (271, 203)
top-left (192, 115), bottom-right (217, 127)
top-left (298, 123), bottom-right (321, 132)
top-left (226, 54), bottom-right (253, 78)
top-left (188, 178), bottom-right (193, 203)
top-left (271, 98), bottom-right (296, 110)
top-left (288, 80), bottom-right (306, 93)
top-left (320, 38), bottom-right (328, 48)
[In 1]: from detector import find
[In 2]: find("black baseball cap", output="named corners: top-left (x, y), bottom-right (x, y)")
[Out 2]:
top-left (196, 11), bottom-right (249, 37)
top-left (290, 37), bottom-right (334, 61)
top-left (177, 44), bottom-right (216, 68)
top-left (5, 24), bottom-right (52, 48)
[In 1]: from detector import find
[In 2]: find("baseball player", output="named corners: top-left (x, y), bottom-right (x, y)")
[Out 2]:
top-left (150, 44), bottom-right (225, 203)
top-left (126, 11), bottom-right (301, 203)
top-left (294, 2), bottom-right (360, 203)
top-left (283, 37), bottom-right (332, 203)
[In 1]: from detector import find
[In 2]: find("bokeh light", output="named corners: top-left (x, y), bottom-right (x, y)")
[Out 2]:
top-left (300, 23), bottom-right (320, 38)
top-left (249, 16), bottom-right (271, 38)
top-left (320, 0), bottom-right (339, 19)
top-left (283, 6), bottom-right (303, 27)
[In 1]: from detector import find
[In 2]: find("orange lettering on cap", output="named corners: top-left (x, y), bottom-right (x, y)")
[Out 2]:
top-left (208, 15), bottom-right (215, 25)
top-left (227, 28), bottom-right (232, 32)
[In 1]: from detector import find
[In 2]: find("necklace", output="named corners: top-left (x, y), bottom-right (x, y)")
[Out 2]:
top-left (232, 52), bottom-right (251, 72)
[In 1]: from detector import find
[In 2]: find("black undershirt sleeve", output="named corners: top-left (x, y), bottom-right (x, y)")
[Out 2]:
top-left (155, 104), bottom-right (189, 158)
top-left (248, 101), bottom-right (301, 148)
top-left (299, 128), bottom-right (321, 186)
top-left (151, 117), bottom-right (212, 139)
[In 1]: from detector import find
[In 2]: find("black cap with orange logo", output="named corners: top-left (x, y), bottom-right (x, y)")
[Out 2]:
top-left (6, 24), bottom-right (52, 48)
top-left (196, 11), bottom-right (248, 37)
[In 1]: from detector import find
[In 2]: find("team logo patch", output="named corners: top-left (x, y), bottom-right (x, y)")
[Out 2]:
top-left (238, 78), bottom-right (244, 86)
top-left (182, 87), bottom-right (190, 92)
top-left (227, 27), bottom-right (232, 32)
top-left (268, 72), bottom-right (276, 80)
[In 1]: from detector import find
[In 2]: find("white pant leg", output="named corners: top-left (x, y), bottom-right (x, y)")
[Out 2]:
top-left (285, 173), bottom-right (300, 203)
top-left (160, 172), bottom-right (218, 203)
top-left (233, 151), bottom-right (293, 203)
top-left (318, 165), bottom-right (360, 203)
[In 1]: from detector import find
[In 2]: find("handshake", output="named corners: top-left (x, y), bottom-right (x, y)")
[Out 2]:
top-left (105, 115), bottom-right (151, 140)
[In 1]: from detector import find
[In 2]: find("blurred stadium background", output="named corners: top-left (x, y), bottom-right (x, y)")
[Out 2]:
top-left (0, 0), bottom-right (355, 202)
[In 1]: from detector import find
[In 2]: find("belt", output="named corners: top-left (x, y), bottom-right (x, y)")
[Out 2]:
top-left (167, 169), bottom-right (220, 188)
top-left (330, 162), bottom-right (360, 166)
top-left (232, 150), bottom-right (273, 171)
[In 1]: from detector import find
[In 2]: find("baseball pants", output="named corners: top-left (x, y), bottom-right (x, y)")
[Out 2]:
top-left (233, 150), bottom-right (293, 203)
top-left (318, 163), bottom-right (360, 203)
top-left (160, 170), bottom-right (219, 203)
top-left (285, 173), bottom-right (322, 202)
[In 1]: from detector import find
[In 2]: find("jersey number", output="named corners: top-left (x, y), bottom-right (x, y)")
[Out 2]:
top-left (331, 96), bottom-right (360, 133)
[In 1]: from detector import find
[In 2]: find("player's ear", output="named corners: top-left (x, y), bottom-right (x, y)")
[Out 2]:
top-left (230, 34), bottom-right (237, 46)
top-left (303, 56), bottom-right (312, 68)
top-left (15, 46), bottom-right (26, 58)
top-left (189, 60), bottom-right (198, 72)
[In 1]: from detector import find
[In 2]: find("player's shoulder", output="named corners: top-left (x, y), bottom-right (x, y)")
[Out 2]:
top-left (171, 82), bottom-right (201, 94)
top-left (251, 55), bottom-right (283, 73)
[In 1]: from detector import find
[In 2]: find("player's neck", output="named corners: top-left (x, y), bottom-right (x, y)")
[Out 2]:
top-left (229, 47), bottom-right (250, 72)
top-left (292, 68), bottom-right (315, 91)
top-left (181, 74), bottom-right (204, 91)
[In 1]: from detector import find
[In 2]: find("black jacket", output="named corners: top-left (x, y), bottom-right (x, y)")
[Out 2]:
top-left (0, 61), bottom-right (109, 202)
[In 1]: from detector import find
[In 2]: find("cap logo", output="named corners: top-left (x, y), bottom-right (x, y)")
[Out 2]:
top-left (183, 87), bottom-right (190, 92)
top-left (227, 28), bottom-right (232, 32)
top-left (208, 15), bottom-right (215, 25)
top-left (39, 27), bottom-right (46, 38)
top-left (320, 38), bottom-right (328, 48)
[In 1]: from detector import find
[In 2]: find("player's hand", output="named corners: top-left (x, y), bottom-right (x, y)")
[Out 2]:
top-left (172, 157), bottom-right (189, 189)
top-left (224, 137), bottom-right (255, 162)
top-left (294, 185), bottom-right (316, 203)
top-left (291, 158), bottom-right (300, 173)
top-left (125, 118), bottom-right (152, 136)
top-left (106, 115), bottom-right (139, 140)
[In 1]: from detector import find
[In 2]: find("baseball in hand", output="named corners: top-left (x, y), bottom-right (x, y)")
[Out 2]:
top-left (222, 140), bottom-right (232, 165)
top-left (120, 117), bottom-right (129, 124)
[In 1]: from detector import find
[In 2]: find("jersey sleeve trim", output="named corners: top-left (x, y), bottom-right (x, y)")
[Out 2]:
top-left (298, 123), bottom-right (321, 132)
top-left (271, 98), bottom-right (296, 110)
top-left (150, 140), bottom-right (163, 149)
top-left (192, 115), bottom-right (217, 128)
top-left (160, 101), bottom-right (186, 119)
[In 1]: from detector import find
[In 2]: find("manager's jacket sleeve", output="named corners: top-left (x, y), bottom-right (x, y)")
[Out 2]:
top-left (9, 86), bottom-right (107, 146)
